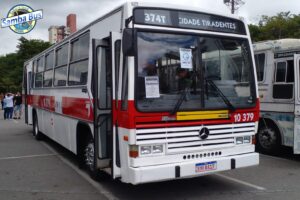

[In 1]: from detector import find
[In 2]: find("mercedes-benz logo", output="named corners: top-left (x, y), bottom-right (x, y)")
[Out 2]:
top-left (199, 127), bottom-right (210, 140)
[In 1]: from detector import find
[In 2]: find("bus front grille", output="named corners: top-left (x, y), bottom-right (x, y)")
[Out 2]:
top-left (136, 122), bottom-right (256, 154)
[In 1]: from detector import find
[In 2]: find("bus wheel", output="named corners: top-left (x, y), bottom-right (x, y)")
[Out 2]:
top-left (33, 114), bottom-right (43, 140)
top-left (83, 138), bottom-right (100, 180)
top-left (257, 125), bottom-right (280, 154)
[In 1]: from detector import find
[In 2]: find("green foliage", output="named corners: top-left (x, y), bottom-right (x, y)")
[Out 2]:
top-left (0, 37), bottom-right (51, 93)
top-left (249, 12), bottom-right (300, 42)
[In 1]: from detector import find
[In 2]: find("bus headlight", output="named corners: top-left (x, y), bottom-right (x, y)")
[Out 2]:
top-left (236, 137), bottom-right (244, 145)
top-left (140, 144), bottom-right (165, 156)
top-left (244, 136), bottom-right (251, 143)
top-left (140, 145), bottom-right (152, 155)
top-left (152, 145), bottom-right (164, 154)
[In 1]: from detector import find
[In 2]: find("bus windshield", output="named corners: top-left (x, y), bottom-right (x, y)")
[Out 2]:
top-left (136, 32), bottom-right (256, 112)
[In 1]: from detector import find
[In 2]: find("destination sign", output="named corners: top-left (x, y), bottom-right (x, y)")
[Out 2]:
top-left (133, 8), bottom-right (246, 35)
top-left (275, 50), bottom-right (300, 58)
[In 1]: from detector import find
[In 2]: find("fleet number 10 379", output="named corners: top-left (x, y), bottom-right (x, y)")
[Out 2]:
top-left (234, 113), bottom-right (254, 122)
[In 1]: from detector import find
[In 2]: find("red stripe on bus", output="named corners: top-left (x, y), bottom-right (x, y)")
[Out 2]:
top-left (26, 95), bottom-right (93, 122)
top-left (31, 95), bottom-right (55, 112)
top-left (25, 95), bottom-right (259, 129)
top-left (116, 99), bottom-right (260, 129)
top-left (62, 97), bottom-right (94, 122)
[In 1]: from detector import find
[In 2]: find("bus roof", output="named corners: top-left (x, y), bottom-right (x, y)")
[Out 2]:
top-left (24, 1), bottom-right (246, 64)
top-left (253, 38), bottom-right (300, 52)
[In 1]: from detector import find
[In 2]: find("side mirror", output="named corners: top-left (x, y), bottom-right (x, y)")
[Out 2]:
top-left (122, 28), bottom-right (136, 56)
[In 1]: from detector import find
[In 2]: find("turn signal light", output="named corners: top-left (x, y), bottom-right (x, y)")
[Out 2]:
top-left (129, 145), bottom-right (138, 158)
top-left (252, 135), bottom-right (256, 145)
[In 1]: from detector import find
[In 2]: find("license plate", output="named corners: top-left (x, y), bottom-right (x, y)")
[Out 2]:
top-left (195, 161), bottom-right (217, 173)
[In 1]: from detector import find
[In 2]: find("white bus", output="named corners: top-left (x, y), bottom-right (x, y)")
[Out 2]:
top-left (253, 39), bottom-right (300, 154)
top-left (23, 1), bottom-right (259, 184)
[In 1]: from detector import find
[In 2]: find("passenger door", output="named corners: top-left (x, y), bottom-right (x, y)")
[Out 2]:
top-left (92, 32), bottom-right (122, 178)
top-left (24, 65), bottom-right (32, 124)
top-left (110, 32), bottom-right (122, 179)
top-left (293, 54), bottom-right (300, 153)
top-left (93, 38), bottom-right (112, 169)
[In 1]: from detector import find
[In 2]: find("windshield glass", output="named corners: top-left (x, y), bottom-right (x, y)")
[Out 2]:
top-left (136, 32), bottom-right (256, 112)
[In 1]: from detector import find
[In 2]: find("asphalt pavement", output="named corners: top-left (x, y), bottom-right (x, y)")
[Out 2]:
top-left (1, 109), bottom-right (300, 200)
top-left (0, 110), bottom-right (110, 200)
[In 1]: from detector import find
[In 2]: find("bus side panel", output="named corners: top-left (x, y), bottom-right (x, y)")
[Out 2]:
top-left (261, 111), bottom-right (294, 147)
top-left (27, 105), bottom-right (33, 125)
top-left (52, 88), bottom-right (92, 154)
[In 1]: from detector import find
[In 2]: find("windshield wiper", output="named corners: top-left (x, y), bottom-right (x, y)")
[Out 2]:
top-left (206, 79), bottom-right (235, 111)
top-left (170, 88), bottom-right (189, 115)
top-left (170, 71), bottom-right (197, 115)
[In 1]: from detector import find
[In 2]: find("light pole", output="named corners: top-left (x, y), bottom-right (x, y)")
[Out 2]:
top-left (223, 0), bottom-right (245, 14)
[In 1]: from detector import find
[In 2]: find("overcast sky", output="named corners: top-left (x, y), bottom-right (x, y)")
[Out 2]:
top-left (0, 0), bottom-right (299, 56)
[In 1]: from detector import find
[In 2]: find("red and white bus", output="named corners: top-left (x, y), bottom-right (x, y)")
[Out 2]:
top-left (23, 1), bottom-right (259, 184)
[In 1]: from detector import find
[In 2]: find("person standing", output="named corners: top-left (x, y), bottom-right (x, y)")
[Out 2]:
top-left (0, 93), bottom-right (4, 110)
top-left (14, 92), bottom-right (22, 119)
top-left (3, 93), bottom-right (14, 120)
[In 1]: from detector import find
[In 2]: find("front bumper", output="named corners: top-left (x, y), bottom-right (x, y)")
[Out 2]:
top-left (125, 153), bottom-right (259, 184)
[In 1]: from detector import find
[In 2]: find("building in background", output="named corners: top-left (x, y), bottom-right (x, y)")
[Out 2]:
top-left (67, 14), bottom-right (77, 34)
top-left (48, 26), bottom-right (65, 44)
top-left (48, 14), bottom-right (77, 44)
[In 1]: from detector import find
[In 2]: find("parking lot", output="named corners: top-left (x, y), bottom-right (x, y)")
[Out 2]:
top-left (1, 111), bottom-right (300, 200)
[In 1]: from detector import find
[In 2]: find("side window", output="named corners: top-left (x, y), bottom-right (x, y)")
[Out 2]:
top-left (286, 60), bottom-right (294, 82)
top-left (54, 67), bottom-right (67, 86)
top-left (28, 72), bottom-right (32, 91)
top-left (43, 70), bottom-right (53, 87)
top-left (35, 73), bottom-right (43, 88)
top-left (37, 56), bottom-right (44, 72)
top-left (54, 43), bottom-right (68, 87)
top-left (68, 32), bottom-right (89, 86)
top-left (56, 44), bottom-right (68, 66)
top-left (254, 53), bottom-right (265, 82)
top-left (32, 61), bottom-right (36, 88)
top-left (35, 57), bottom-right (44, 88)
top-left (35, 56), bottom-right (44, 88)
top-left (45, 51), bottom-right (54, 70)
top-left (273, 60), bottom-right (294, 99)
top-left (121, 57), bottom-right (128, 110)
top-left (275, 62), bottom-right (286, 82)
top-left (44, 51), bottom-right (54, 87)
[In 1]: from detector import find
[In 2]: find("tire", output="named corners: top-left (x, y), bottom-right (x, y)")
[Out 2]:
top-left (83, 137), bottom-right (102, 180)
top-left (257, 123), bottom-right (281, 154)
top-left (32, 113), bottom-right (43, 140)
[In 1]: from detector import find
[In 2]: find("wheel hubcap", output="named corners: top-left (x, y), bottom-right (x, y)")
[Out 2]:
top-left (259, 128), bottom-right (277, 149)
top-left (34, 120), bottom-right (38, 136)
top-left (84, 142), bottom-right (94, 170)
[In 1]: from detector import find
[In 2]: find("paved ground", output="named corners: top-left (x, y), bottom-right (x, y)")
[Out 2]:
top-left (1, 109), bottom-right (300, 200)
top-left (0, 110), bottom-right (109, 200)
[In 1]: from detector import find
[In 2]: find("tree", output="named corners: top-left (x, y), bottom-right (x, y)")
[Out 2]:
top-left (0, 37), bottom-right (51, 93)
top-left (17, 37), bottom-right (51, 60)
top-left (249, 12), bottom-right (300, 42)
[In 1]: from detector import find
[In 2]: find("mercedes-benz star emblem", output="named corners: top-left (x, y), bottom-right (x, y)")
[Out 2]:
top-left (199, 127), bottom-right (210, 140)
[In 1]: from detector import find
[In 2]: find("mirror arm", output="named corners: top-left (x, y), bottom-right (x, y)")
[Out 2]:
top-left (125, 16), bottom-right (133, 28)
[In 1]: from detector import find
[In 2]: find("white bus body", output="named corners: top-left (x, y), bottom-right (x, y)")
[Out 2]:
top-left (23, 1), bottom-right (259, 184)
top-left (253, 39), bottom-right (300, 154)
